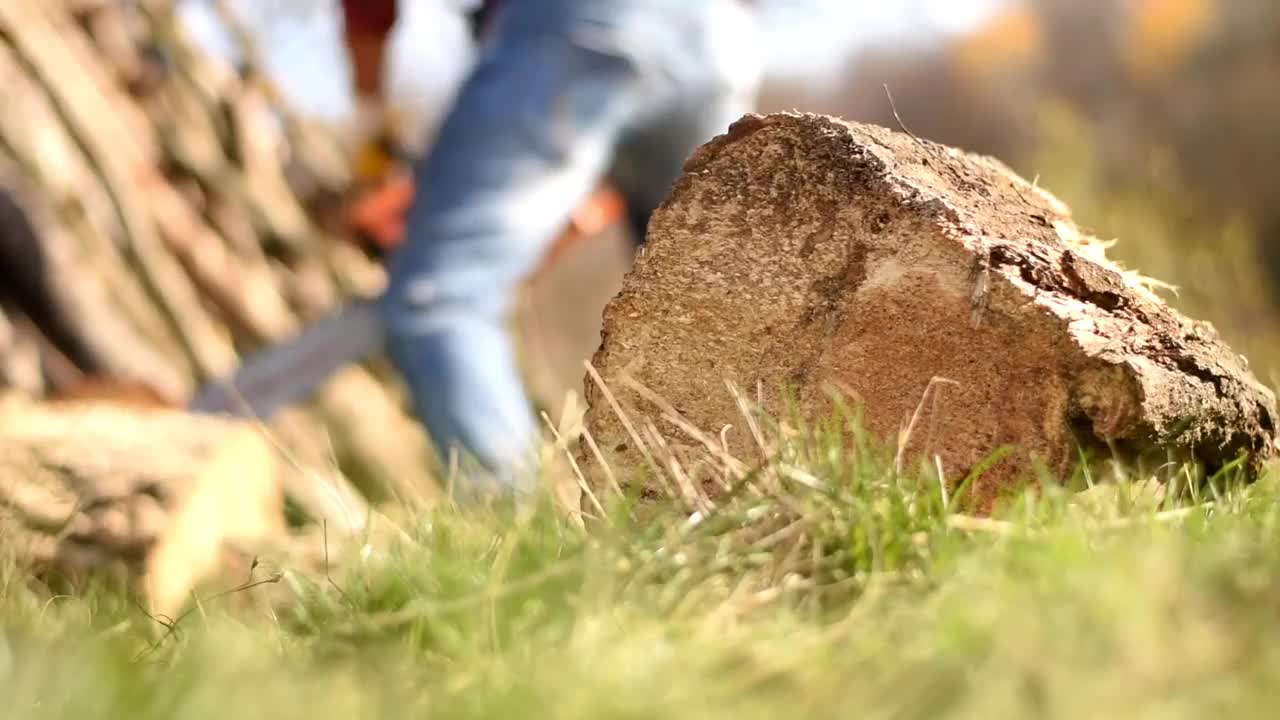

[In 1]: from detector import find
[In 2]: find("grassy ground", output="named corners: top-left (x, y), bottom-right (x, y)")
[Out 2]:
top-left (3, 404), bottom-right (1280, 720)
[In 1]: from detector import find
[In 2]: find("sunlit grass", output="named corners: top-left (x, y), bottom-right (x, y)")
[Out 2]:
top-left (3, 393), bottom-right (1278, 719)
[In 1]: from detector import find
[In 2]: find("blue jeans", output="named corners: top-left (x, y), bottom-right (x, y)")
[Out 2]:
top-left (380, 0), bottom-right (760, 492)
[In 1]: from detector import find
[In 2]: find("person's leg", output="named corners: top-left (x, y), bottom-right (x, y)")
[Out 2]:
top-left (380, 2), bottom-right (653, 492)
top-left (607, 0), bottom-right (763, 241)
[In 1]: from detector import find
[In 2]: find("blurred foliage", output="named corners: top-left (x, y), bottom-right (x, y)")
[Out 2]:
top-left (1028, 101), bottom-right (1280, 381)
top-left (760, 0), bottom-right (1280, 381)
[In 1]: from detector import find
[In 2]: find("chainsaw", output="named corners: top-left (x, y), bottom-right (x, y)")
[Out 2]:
top-left (187, 129), bottom-right (627, 420)
top-left (96, 0), bottom-right (627, 419)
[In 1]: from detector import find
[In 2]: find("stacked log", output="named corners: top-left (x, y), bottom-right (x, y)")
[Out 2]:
top-left (0, 393), bottom-right (289, 620)
top-left (0, 0), bottom-right (439, 509)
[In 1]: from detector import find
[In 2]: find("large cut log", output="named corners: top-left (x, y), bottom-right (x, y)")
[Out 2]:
top-left (0, 393), bottom-right (286, 619)
top-left (584, 112), bottom-right (1278, 508)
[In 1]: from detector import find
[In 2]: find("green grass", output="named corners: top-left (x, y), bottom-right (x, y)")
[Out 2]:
top-left (4, 402), bottom-right (1280, 720)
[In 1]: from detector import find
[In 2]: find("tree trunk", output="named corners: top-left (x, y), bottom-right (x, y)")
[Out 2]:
top-left (0, 393), bottom-right (285, 619)
top-left (584, 112), bottom-right (1278, 510)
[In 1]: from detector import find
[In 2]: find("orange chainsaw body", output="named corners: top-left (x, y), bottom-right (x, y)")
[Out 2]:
top-left (343, 170), bottom-right (628, 282)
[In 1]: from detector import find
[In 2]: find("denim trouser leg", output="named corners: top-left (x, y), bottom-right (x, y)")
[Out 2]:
top-left (381, 0), bottom-right (760, 492)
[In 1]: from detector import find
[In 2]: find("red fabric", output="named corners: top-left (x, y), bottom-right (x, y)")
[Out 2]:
top-left (341, 0), bottom-right (398, 37)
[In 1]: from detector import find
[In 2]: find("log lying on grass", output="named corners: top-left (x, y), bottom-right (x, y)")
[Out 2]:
top-left (0, 393), bottom-right (286, 619)
top-left (584, 112), bottom-right (1278, 509)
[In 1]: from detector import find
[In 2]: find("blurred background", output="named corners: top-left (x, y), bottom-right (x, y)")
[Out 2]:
top-left (178, 0), bottom-right (1280, 380)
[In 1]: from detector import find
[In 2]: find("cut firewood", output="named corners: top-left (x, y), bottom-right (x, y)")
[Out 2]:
top-left (0, 393), bottom-right (286, 620)
top-left (0, 166), bottom-right (189, 401)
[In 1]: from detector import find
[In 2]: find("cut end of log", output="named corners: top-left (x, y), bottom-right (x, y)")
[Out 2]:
top-left (0, 393), bottom-right (286, 619)
top-left (585, 111), bottom-right (1277, 508)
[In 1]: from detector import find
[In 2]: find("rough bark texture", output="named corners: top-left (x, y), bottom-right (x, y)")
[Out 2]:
top-left (584, 112), bottom-right (1278, 508)
top-left (0, 393), bottom-right (286, 619)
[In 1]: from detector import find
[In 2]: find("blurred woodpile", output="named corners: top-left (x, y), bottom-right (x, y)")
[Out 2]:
top-left (0, 392), bottom-right (291, 620)
top-left (0, 0), bottom-right (443, 575)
